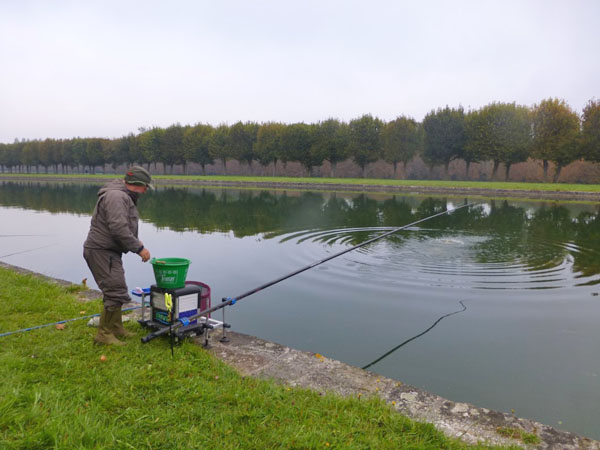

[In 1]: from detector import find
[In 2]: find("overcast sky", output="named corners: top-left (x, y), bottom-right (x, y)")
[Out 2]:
top-left (1, 0), bottom-right (598, 143)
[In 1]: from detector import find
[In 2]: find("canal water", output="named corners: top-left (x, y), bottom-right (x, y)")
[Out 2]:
top-left (1, 180), bottom-right (599, 439)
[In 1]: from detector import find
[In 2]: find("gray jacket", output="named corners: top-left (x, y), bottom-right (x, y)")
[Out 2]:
top-left (84, 180), bottom-right (143, 254)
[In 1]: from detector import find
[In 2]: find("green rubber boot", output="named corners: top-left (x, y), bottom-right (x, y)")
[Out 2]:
top-left (94, 308), bottom-right (126, 346)
top-left (110, 308), bottom-right (136, 339)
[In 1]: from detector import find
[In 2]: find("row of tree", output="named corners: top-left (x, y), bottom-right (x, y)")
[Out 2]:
top-left (1, 98), bottom-right (599, 182)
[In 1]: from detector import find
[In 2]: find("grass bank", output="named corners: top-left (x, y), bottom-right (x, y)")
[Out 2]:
top-left (1, 172), bottom-right (599, 193)
top-left (0, 266), bottom-right (508, 449)
top-left (168, 176), bottom-right (600, 193)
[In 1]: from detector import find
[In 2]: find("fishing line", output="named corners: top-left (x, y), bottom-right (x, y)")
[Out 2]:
top-left (361, 300), bottom-right (467, 370)
top-left (0, 243), bottom-right (58, 258)
top-left (0, 234), bottom-right (52, 237)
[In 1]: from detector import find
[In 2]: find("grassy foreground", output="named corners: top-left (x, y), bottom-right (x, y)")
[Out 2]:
top-left (0, 267), bottom-right (511, 449)
top-left (1, 172), bottom-right (600, 193)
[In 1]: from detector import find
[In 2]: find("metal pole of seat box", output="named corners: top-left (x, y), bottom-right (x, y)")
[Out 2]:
top-left (141, 292), bottom-right (146, 322)
top-left (204, 325), bottom-right (210, 348)
top-left (220, 299), bottom-right (229, 343)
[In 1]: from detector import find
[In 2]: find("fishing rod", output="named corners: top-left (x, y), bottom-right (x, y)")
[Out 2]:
top-left (142, 201), bottom-right (477, 344)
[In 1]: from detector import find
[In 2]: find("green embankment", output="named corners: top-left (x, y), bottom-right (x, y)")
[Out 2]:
top-left (1, 172), bottom-right (599, 193)
top-left (0, 266), bottom-right (511, 449)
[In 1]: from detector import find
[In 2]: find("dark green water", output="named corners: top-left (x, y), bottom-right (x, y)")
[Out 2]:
top-left (1, 181), bottom-right (599, 439)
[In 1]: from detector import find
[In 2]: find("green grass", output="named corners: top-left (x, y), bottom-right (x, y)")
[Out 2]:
top-left (166, 175), bottom-right (600, 193)
top-left (2, 172), bottom-right (600, 193)
top-left (496, 427), bottom-right (540, 445)
top-left (0, 267), bottom-right (513, 449)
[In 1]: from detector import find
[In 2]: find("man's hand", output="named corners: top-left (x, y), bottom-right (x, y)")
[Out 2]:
top-left (139, 248), bottom-right (151, 262)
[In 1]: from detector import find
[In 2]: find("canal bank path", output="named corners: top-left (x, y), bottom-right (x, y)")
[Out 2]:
top-left (1, 260), bottom-right (599, 449)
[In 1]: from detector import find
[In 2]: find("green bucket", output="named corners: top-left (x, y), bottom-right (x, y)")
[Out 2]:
top-left (150, 257), bottom-right (191, 289)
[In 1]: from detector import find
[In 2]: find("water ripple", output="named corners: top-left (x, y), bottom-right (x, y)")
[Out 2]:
top-left (275, 227), bottom-right (600, 291)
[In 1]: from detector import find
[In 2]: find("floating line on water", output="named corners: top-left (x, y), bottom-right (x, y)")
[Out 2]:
top-left (361, 300), bottom-right (467, 370)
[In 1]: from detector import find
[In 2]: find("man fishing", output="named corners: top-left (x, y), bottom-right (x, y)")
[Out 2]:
top-left (84, 166), bottom-right (153, 345)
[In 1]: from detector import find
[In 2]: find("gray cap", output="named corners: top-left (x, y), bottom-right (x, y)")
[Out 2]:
top-left (124, 166), bottom-right (153, 189)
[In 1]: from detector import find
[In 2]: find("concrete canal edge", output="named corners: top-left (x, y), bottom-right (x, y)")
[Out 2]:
top-left (2, 261), bottom-right (599, 449)
top-left (203, 329), bottom-right (600, 450)
top-left (159, 178), bottom-right (600, 202)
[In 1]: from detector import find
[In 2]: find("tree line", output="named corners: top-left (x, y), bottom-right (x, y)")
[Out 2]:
top-left (1, 98), bottom-right (599, 182)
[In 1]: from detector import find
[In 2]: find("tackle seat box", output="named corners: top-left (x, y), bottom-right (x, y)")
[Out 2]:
top-left (150, 284), bottom-right (206, 326)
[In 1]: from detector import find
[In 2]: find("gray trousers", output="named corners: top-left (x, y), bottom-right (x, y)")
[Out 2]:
top-left (83, 247), bottom-right (131, 311)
